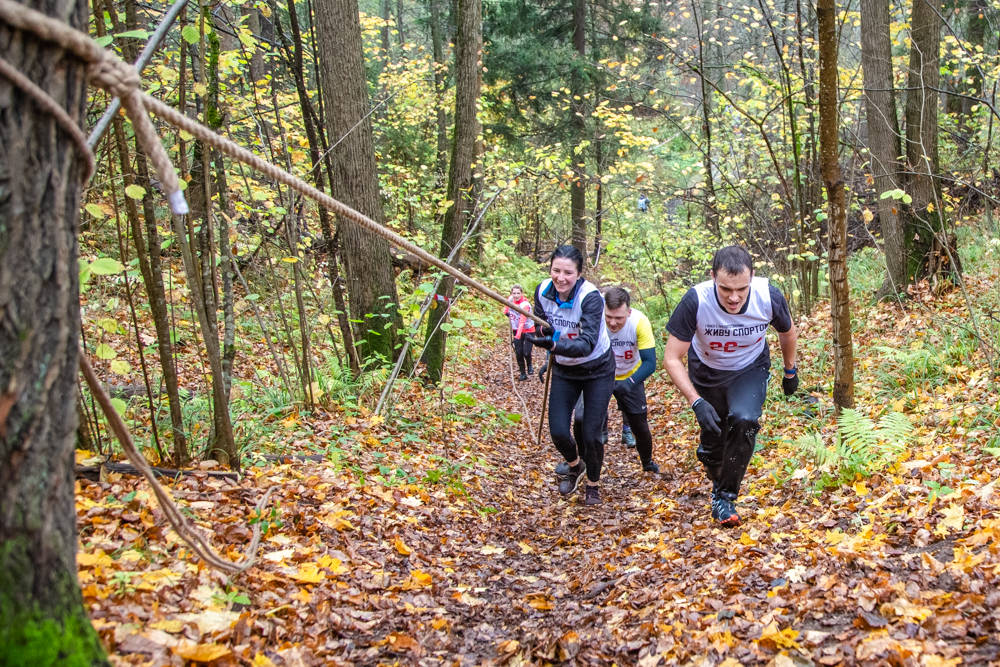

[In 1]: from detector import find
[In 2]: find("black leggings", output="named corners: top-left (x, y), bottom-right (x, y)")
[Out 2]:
top-left (573, 397), bottom-right (654, 465)
top-left (511, 334), bottom-right (532, 374)
top-left (549, 371), bottom-right (615, 482)
top-left (694, 366), bottom-right (769, 501)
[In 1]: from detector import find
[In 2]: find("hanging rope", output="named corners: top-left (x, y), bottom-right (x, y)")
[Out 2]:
top-left (0, 0), bottom-right (543, 326)
top-left (0, 0), bottom-right (556, 569)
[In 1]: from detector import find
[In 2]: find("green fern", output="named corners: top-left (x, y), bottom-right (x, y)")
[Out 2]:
top-left (791, 408), bottom-right (913, 486)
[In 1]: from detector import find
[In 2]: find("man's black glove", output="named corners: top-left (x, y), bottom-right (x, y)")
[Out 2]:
top-left (692, 398), bottom-right (722, 437)
top-left (782, 368), bottom-right (799, 396)
top-left (614, 378), bottom-right (633, 395)
top-left (537, 363), bottom-right (548, 383)
top-left (524, 332), bottom-right (555, 351)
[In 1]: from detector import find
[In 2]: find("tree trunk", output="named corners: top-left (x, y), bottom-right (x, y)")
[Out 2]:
top-left (0, 0), bottom-right (109, 662)
top-left (423, 0), bottom-right (481, 384)
top-left (243, 2), bottom-right (266, 84)
top-left (314, 0), bottom-right (408, 365)
top-left (904, 0), bottom-right (952, 283)
top-left (962, 0), bottom-right (987, 119)
top-left (818, 0), bottom-right (854, 410)
top-left (860, 0), bottom-right (906, 298)
top-left (282, 0), bottom-right (361, 376)
top-left (430, 0), bottom-right (449, 185)
top-left (569, 0), bottom-right (587, 256)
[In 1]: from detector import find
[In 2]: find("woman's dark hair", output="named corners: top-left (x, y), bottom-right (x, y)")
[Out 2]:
top-left (550, 245), bottom-right (584, 274)
top-left (711, 245), bottom-right (754, 277)
top-left (604, 286), bottom-right (631, 310)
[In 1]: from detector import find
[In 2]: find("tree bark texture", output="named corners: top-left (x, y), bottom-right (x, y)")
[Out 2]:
top-left (904, 0), bottom-right (948, 282)
top-left (283, 0), bottom-right (360, 376)
top-left (0, 0), bottom-right (109, 662)
top-left (429, 0), bottom-right (449, 185)
top-left (422, 0), bottom-right (481, 384)
top-left (314, 0), bottom-right (407, 364)
top-left (818, 0), bottom-right (854, 410)
top-left (860, 0), bottom-right (905, 298)
top-left (570, 0), bottom-right (587, 256)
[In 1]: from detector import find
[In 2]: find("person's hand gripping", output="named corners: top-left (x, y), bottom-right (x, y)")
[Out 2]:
top-left (524, 325), bottom-right (556, 351)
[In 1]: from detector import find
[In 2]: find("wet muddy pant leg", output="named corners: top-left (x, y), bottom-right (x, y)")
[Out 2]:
top-left (578, 373), bottom-right (615, 482)
top-left (623, 411), bottom-right (653, 464)
top-left (548, 374), bottom-right (584, 464)
top-left (695, 367), bottom-right (769, 501)
top-left (693, 382), bottom-right (727, 486)
top-left (716, 367), bottom-right (768, 500)
top-left (512, 335), bottom-right (530, 375)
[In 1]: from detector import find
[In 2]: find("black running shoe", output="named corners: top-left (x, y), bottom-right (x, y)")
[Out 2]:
top-left (622, 429), bottom-right (636, 449)
top-left (527, 366), bottom-right (534, 375)
top-left (642, 460), bottom-right (660, 474)
top-left (518, 372), bottom-right (527, 381)
top-left (558, 462), bottom-right (587, 495)
top-left (584, 485), bottom-right (601, 505)
top-left (711, 498), bottom-right (741, 527)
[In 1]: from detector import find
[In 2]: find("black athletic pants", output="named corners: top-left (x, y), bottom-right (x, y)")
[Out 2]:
top-left (573, 388), bottom-right (653, 465)
top-left (549, 371), bottom-right (615, 482)
top-left (693, 366), bottom-right (769, 502)
top-left (511, 334), bottom-right (532, 375)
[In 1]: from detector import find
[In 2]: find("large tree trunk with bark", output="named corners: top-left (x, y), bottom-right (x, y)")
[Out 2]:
top-left (314, 0), bottom-right (407, 365)
top-left (429, 0), bottom-right (449, 185)
top-left (904, 0), bottom-right (954, 284)
top-left (423, 0), bottom-right (481, 384)
top-left (569, 0), bottom-right (587, 256)
top-left (818, 0), bottom-right (854, 410)
top-left (0, 0), bottom-right (109, 662)
top-left (860, 0), bottom-right (906, 299)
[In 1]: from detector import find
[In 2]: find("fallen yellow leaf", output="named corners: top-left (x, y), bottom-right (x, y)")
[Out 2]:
top-left (939, 504), bottom-right (964, 532)
top-left (148, 619), bottom-right (185, 633)
top-left (252, 653), bottom-right (277, 667)
top-left (395, 537), bottom-right (413, 556)
top-left (480, 544), bottom-right (505, 555)
top-left (174, 642), bottom-right (231, 661)
top-left (290, 563), bottom-right (325, 584)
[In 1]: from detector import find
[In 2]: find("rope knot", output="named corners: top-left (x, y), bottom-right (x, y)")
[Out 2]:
top-left (89, 55), bottom-right (140, 100)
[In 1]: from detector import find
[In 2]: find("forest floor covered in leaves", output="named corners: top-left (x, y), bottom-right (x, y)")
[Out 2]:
top-left (78, 277), bottom-right (1000, 667)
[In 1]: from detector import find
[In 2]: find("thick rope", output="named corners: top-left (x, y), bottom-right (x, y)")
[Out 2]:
top-left (0, 55), bottom-right (94, 179)
top-left (140, 95), bottom-right (544, 326)
top-left (0, 0), bottom-right (542, 324)
top-left (80, 355), bottom-right (271, 574)
top-left (0, 0), bottom-right (555, 567)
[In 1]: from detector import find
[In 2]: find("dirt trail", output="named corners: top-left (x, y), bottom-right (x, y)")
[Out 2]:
top-left (82, 339), bottom-right (1000, 666)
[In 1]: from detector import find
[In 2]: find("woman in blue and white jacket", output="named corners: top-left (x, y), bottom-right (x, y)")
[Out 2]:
top-left (526, 246), bottom-right (615, 507)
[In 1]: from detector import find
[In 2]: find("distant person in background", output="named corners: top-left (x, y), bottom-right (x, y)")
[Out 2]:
top-left (638, 193), bottom-right (650, 213)
top-left (663, 246), bottom-right (798, 527)
top-left (526, 246), bottom-right (615, 506)
top-left (504, 284), bottom-right (535, 381)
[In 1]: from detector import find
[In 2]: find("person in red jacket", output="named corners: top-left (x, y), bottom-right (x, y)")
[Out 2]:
top-left (504, 285), bottom-right (536, 381)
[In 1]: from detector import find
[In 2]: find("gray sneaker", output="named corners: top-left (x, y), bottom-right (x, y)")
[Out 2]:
top-left (642, 460), bottom-right (660, 474)
top-left (558, 462), bottom-right (587, 495)
top-left (584, 485), bottom-right (601, 505)
top-left (622, 429), bottom-right (636, 448)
